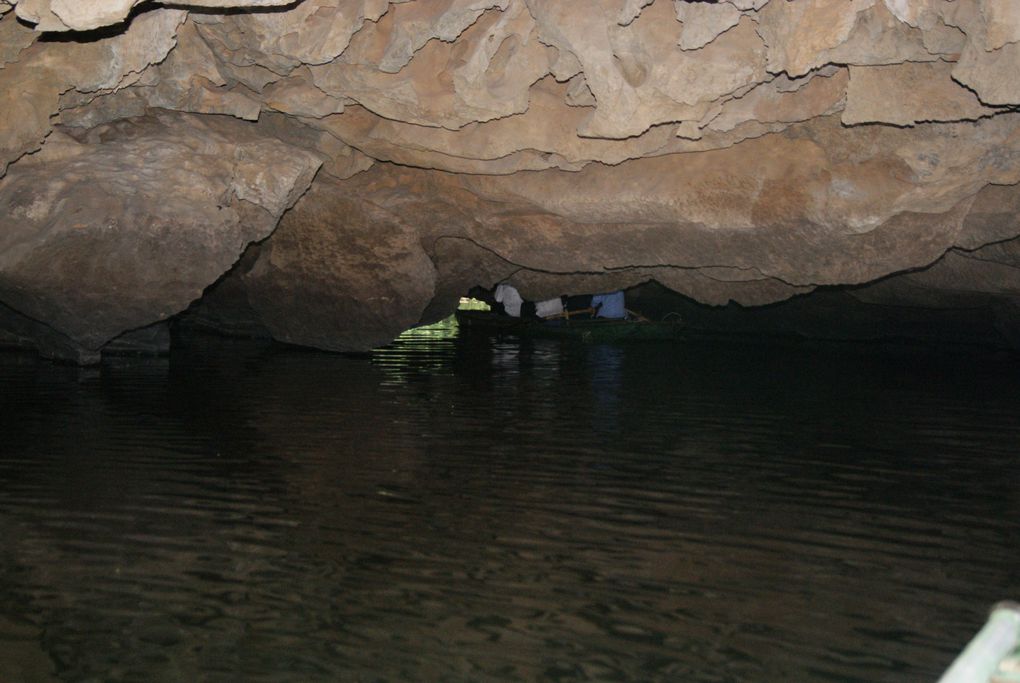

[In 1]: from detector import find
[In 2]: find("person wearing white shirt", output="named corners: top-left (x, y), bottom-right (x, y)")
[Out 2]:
top-left (494, 283), bottom-right (523, 317)
top-left (535, 296), bottom-right (564, 319)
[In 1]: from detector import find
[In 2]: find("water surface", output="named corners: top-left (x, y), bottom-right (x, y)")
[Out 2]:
top-left (1, 323), bottom-right (1018, 681)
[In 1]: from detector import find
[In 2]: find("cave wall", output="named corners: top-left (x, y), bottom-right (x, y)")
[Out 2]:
top-left (2, 0), bottom-right (1020, 359)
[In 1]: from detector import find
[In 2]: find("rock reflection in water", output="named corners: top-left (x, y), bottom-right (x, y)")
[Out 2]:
top-left (0, 326), bottom-right (1018, 682)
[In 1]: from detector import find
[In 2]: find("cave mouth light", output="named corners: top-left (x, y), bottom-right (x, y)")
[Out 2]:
top-left (458, 297), bottom-right (491, 312)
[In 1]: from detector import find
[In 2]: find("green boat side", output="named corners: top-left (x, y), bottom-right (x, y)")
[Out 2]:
top-left (454, 309), bottom-right (683, 341)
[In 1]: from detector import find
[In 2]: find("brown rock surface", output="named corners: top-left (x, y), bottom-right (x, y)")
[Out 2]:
top-left (675, 1), bottom-right (742, 51)
top-left (0, 113), bottom-right (321, 361)
top-left (189, 146), bottom-right (1020, 350)
top-left (240, 176), bottom-right (437, 352)
top-left (5, 0), bottom-right (1020, 358)
top-left (843, 62), bottom-right (998, 126)
top-left (12, 0), bottom-right (296, 32)
top-left (0, 8), bottom-right (185, 176)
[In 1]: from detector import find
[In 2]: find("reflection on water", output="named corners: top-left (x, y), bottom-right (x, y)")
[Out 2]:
top-left (1, 323), bottom-right (1018, 682)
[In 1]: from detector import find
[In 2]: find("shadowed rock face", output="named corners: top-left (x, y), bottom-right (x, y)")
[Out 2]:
top-left (0, 113), bottom-right (320, 361)
top-left (3, 0), bottom-right (1020, 360)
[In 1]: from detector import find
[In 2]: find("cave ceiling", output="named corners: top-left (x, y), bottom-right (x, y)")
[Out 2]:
top-left (2, 0), bottom-right (1020, 360)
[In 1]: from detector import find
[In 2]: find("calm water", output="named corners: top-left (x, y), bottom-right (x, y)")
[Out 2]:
top-left (0, 321), bottom-right (1018, 682)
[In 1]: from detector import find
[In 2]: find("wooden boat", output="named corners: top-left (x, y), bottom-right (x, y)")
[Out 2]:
top-left (938, 601), bottom-right (1020, 683)
top-left (454, 309), bottom-right (683, 342)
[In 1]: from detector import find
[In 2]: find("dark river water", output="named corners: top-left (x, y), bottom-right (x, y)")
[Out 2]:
top-left (1, 321), bottom-right (1018, 682)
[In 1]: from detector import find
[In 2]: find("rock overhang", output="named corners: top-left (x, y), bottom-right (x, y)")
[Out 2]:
top-left (2, 0), bottom-right (1020, 360)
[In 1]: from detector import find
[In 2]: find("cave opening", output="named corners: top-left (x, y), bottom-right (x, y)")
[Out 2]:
top-left (383, 278), bottom-right (1020, 359)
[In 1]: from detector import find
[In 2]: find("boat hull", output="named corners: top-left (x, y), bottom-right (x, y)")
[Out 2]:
top-left (454, 310), bottom-right (683, 342)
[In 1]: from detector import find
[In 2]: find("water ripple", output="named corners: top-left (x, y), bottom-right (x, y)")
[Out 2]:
top-left (0, 333), bottom-right (1018, 681)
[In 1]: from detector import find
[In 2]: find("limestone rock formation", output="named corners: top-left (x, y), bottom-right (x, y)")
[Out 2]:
top-left (0, 113), bottom-right (320, 361)
top-left (3, 0), bottom-right (1020, 359)
top-left (10, 0), bottom-right (296, 32)
top-left (240, 175), bottom-right (437, 352)
top-left (843, 62), bottom-right (999, 126)
top-left (0, 8), bottom-right (185, 176)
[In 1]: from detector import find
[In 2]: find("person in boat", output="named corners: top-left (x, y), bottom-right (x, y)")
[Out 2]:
top-left (494, 282), bottom-right (524, 317)
top-left (535, 292), bottom-right (621, 321)
top-left (591, 290), bottom-right (626, 319)
top-left (535, 296), bottom-right (564, 319)
top-left (562, 294), bottom-right (594, 319)
top-left (469, 283), bottom-right (539, 319)
top-left (534, 291), bottom-right (626, 322)
top-left (467, 284), bottom-right (505, 315)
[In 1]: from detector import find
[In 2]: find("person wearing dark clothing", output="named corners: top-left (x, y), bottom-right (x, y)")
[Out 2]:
top-left (563, 294), bottom-right (594, 319)
top-left (467, 285), bottom-right (506, 315)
